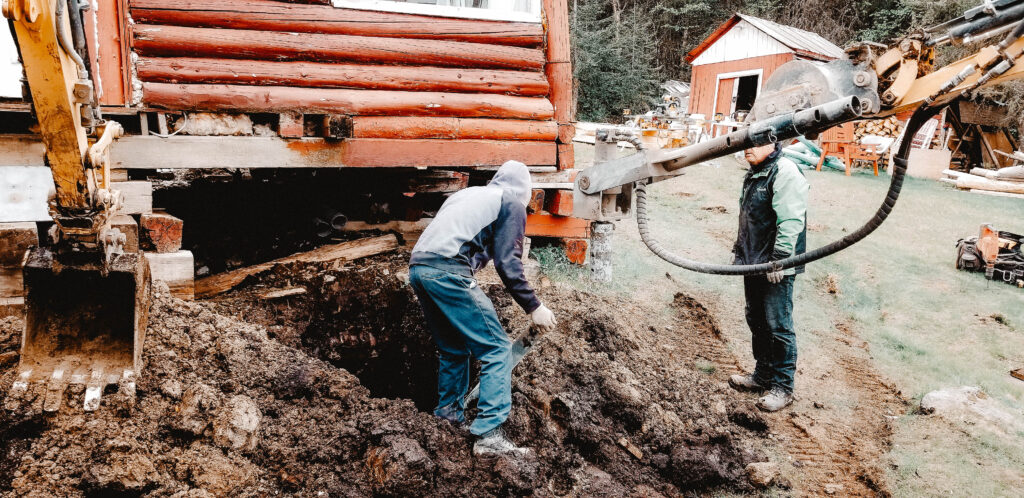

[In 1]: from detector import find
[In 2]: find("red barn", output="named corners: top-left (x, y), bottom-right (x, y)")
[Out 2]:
top-left (686, 14), bottom-right (843, 130)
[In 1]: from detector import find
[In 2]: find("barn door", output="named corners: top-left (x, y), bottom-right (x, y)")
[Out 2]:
top-left (713, 78), bottom-right (735, 137)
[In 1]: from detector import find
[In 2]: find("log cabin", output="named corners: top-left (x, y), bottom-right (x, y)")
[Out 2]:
top-left (0, 0), bottom-right (586, 259)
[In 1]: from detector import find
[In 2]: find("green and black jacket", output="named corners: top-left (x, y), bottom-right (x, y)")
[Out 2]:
top-left (733, 146), bottom-right (809, 275)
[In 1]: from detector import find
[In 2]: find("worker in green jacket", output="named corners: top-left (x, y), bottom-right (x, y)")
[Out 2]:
top-left (728, 142), bottom-right (809, 412)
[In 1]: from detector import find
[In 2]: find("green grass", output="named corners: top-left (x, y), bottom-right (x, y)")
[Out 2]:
top-left (556, 144), bottom-right (1024, 496)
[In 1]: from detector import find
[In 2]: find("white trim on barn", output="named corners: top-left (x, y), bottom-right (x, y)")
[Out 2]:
top-left (691, 19), bottom-right (792, 67)
top-left (710, 69), bottom-right (762, 117)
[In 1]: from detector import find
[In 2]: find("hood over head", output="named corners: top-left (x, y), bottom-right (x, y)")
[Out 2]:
top-left (488, 160), bottom-right (532, 207)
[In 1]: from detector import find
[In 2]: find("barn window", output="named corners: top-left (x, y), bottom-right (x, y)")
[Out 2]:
top-left (332, 0), bottom-right (543, 23)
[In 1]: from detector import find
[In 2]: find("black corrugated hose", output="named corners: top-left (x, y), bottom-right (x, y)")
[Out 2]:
top-left (635, 104), bottom-right (943, 276)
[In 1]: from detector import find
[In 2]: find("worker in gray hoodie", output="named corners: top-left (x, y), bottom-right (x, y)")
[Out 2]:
top-left (409, 160), bottom-right (557, 457)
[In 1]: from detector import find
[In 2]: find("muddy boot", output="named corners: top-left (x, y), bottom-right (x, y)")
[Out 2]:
top-left (756, 387), bottom-right (794, 412)
top-left (473, 427), bottom-right (529, 457)
top-left (435, 404), bottom-right (466, 428)
top-left (728, 374), bottom-right (766, 393)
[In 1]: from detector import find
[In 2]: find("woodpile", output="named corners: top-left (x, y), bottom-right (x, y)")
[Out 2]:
top-left (854, 116), bottom-right (902, 140)
top-left (942, 167), bottom-right (1024, 199)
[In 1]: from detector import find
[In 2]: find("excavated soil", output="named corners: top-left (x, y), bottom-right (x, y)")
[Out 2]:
top-left (0, 255), bottom-right (774, 496)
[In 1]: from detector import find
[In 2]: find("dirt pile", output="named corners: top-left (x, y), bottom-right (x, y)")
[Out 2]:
top-left (0, 257), bottom-right (772, 496)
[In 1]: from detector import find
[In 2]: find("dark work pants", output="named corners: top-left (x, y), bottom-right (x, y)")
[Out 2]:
top-left (743, 274), bottom-right (797, 393)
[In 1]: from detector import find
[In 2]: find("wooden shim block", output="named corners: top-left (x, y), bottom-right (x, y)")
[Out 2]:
top-left (544, 190), bottom-right (573, 217)
top-left (0, 297), bottom-right (23, 318)
top-left (259, 286), bottom-right (307, 300)
top-left (129, 0), bottom-right (544, 47)
top-left (350, 117), bottom-right (557, 141)
top-left (525, 214), bottom-right (589, 238)
top-left (617, 437), bottom-right (643, 460)
top-left (110, 214), bottom-right (139, 253)
top-left (406, 171), bottom-right (469, 193)
top-left (563, 238), bottom-right (587, 264)
top-left (145, 250), bottom-right (195, 300)
top-left (530, 169), bottom-right (576, 188)
top-left (142, 82), bottom-right (554, 119)
top-left (557, 143), bottom-right (574, 170)
top-left (111, 136), bottom-right (556, 169)
top-left (111, 181), bottom-right (153, 214)
top-left (279, 112), bottom-right (304, 138)
top-left (136, 57), bottom-right (549, 97)
top-left (0, 222), bottom-right (38, 267)
top-left (195, 234), bottom-right (398, 298)
top-left (528, 189), bottom-right (545, 214)
top-left (557, 123), bottom-right (576, 144)
top-left (133, 24), bottom-right (545, 70)
top-left (140, 212), bottom-right (184, 253)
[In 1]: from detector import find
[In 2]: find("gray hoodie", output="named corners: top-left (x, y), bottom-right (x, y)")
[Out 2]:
top-left (410, 161), bottom-right (540, 312)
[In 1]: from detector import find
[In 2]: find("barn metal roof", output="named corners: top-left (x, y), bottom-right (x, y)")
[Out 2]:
top-left (686, 13), bottom-right (844, 63)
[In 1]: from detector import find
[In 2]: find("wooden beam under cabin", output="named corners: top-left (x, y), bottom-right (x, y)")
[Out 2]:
top-left (142, 82), bottom-right (554, 119)
top-left (129, 0), bottom-right (544, 47)
top-left (103, 136), bottom-right (556, 169)
top-left (133, 24), bottom-right (545, 71)
top-left (136, 57), bottom-right (550, 97)
top-left (349, 117), bottom-right (557, 141)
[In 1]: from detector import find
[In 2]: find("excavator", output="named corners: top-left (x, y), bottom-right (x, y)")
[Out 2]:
top-left (4, 0), bottom-right (1024, 411)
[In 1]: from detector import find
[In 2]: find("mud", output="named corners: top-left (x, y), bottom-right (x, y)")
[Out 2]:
top-left (0, 257), bottom-right (772, 496)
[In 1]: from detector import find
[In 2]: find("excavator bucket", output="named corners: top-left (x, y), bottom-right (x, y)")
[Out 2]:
top-left (5, 247), bottom-right (150, 412)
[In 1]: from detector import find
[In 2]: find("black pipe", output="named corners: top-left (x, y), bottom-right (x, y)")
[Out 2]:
top-left (66, 0), bottom-right (92, 83)
top-left (948, 2), bottom-right (1024, 44)
top-left (634, 104), bottom-right (943, 276)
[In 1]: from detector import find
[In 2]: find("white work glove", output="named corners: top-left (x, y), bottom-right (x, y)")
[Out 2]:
top-left (531, 304), bottom-right (557, 333)
top-left (766, 269), bottom-right (785, 284)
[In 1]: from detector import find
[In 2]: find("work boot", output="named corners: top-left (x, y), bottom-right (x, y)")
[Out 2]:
top-left (472, 427), bottom-right (530, 457)
top-left (756, 387), bottom-right (794, 412)
top-left (728, 373), bottom-right (766, 393)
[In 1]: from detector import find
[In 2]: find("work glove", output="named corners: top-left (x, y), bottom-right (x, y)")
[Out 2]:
top-left (531, 304), bottom-right (557, 333)
top-left (766, 269), bottom-right (785, 284)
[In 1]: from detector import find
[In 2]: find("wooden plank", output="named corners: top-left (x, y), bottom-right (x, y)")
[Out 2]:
top-left (133, 24), bottom-right (545, 70)
top-left (340, 219), bottom-right (432, 246)
top-left (194, 234), bottom-right (399, 298)
top-left (527, 189), bottom-right (545, 213)
top-left (0, 267), bottom-right (24, 299)
top-left (140, 212), bottom-right (184, 253)
top-left (544, 189), bottom-right (573, 216)
top-left (111, 181), bottom-right (153, 214)
top-left (129, 0), bottom-right (543, 46)
top-left (968, 189), bottom-right (1024, 199)
top-left (1012, 368), bottom-right (1024, 382)
top-left (525, 214), bottom-right (589, 238)
top-left (259, 286), bottom-right (307, 300)
top-left (137, 57), bottom-right (550, 96)
top-left (142, 82), bottom-right (554, 119)
top-left (145, 250), bottom-right (195, 300)
top-left (350, 117), bottom-right (557, 141)
top-left (956, 175), bottom-right (1024, 194)
top-left (406, 171), bottom-right (469, 193)
top-left (530, 169), bottom-right (577, 187)
top-left (110, 136), bottom-right (557, 168)
top-left (0, 297), bottom-right (23, 318)
top-left (557, 142), bottom-right (575, 170)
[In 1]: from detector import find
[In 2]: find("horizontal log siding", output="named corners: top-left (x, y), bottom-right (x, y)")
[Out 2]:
top-left (130, 0), bottom-right (543, 47)
top-left (350, 117), bottom-right (557, 140)
top-left (135, 57), bottom-right (550, 96)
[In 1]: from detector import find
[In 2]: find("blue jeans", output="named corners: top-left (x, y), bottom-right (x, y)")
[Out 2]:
top-left (409, 264), bottom-right (512, 436)
top-left (743, 275), bottom-right (797, 393)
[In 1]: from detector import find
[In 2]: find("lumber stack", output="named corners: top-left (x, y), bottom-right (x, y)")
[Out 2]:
top-left (941, 167), bottom-right (1024, 199)
top-left (854, 116), bottom-right (902, 141)
top-left (127, 0), bottom-right (574, 170)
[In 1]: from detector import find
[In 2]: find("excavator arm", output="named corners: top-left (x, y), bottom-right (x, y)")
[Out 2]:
top-left (3, 0), bottom-right (150, 413)
top-left (574, 0), bottom-right (1024, 276)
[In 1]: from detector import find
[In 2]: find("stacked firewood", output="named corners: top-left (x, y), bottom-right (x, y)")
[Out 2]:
top-left (854, 116), bottom-right (902, 139)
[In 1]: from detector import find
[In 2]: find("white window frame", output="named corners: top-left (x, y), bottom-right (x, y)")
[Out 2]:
top-left (331, 0), bottom-right (543, 23)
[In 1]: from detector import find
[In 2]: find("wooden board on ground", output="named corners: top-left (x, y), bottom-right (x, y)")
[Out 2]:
top-left (195, 234), bottom-right (399, 298)
top-left (259, 287), bottom-right (307, 300)
top-left (145, 250), bottom-right (195, 300)
top-left (340, 220), bottom-right (431, 246)
top-left (1012, 368), bottom-right (1024, 382)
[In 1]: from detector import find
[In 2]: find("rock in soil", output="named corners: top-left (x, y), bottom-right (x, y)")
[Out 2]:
top-left (0, 255), bottom-right (771, 496)
top-left (745, 461), bottom-right (779, 488)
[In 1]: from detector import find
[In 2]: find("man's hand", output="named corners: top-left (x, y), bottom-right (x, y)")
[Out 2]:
top-left (766, 269), bottom-right (784, 284)
top-left (531, 304), bottom-right (557, 333)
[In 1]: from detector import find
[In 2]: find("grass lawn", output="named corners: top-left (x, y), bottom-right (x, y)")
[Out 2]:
top-left (541, 144), bottom-right (1024, 495)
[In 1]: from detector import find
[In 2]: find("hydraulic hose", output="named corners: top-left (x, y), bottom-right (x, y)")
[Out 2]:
top-left (635, 104), bottom-right (942, 276)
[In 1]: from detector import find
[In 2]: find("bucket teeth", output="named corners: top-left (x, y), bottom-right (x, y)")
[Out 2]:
top-left (43, 367), bottom-right (69, 412)
top-left (83, 368), bottom-right (105, 412)
top-left (3, 370), bottom-right (32, 411)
